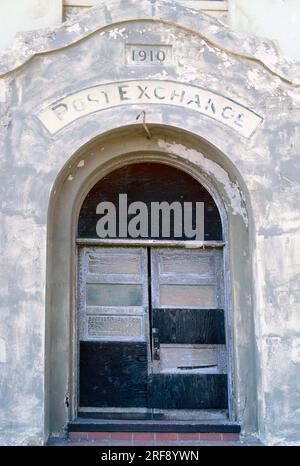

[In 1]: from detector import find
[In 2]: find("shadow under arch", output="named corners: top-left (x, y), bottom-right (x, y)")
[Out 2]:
top-left (45, 124), bottom-right (258, 438)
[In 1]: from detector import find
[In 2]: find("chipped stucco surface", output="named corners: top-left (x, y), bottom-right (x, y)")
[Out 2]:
top-left (157, 141), bottom-right (248, 225)
top-left (229, 0), bottom-right (300, 63)
top-left (0, 0), bottom-right (63, 51)
top-left (0, 0), bottom-right (299, 446)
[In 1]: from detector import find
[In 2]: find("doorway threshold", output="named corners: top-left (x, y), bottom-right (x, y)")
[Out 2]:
top-left (77, 408), bottom-right (229, 421)
top-left (68, 418), bottom-right (241, 434)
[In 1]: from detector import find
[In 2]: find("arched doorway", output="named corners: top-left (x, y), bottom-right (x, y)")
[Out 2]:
top-left (46, 128), bottom-right (257, 437)
top-left (76, 162), bottom-right (230, 420)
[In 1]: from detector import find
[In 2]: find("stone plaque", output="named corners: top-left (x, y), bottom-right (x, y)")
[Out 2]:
top-left (87, 315), bottom-right (142, 338)
top-left (125, 44), bottom-right (173, 65)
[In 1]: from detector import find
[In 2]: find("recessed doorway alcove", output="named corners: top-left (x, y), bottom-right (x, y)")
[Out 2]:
top-left (46, 127), bottom-right (256, 438)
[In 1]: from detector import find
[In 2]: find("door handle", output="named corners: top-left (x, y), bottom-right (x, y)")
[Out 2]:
top-left (152, 328), bottom-right (160, 361)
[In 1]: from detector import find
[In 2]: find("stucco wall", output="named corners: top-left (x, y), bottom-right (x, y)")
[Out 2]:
top-left (0, 0), bottom-right (299, 446)
top-left (1, 1), bottom-right (300, 63)
top-left (0, 0), bottom-right (62, 50)
top-left (229, 0), bottom-right (300, 62)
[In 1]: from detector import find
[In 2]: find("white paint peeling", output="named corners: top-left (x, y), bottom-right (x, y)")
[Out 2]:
top-left (148, 70), bottom-right (169, 80)
top-left (0, 80), bottom-right (7, 103)
top-left (66, 23), bottom-right (81, 34)
top-left (157, 140), bottom-right (248, 225)
top-left (109, 27), bottom-right (126, 39)
top-left (247, 68), bottom-right (281, 91)
top-left (178, 65), bottom-right (198, 82)
top-left (255, 44), bottom-right (279, 68)
top-left (0, 337), bottom-right (6, 363)
top-left (290, 339), bottom-right (300, 364)
top-left (223, 61), bottom-right (231, 69)
top-left (208, 25), bottom-right (221, 34)
top-left (287, 89), bottom-right (300, 104)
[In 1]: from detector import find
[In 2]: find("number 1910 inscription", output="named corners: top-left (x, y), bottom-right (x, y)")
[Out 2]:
top-left (132, 48), bottom-right (166, 62)
top-left (126, 44), bottom-right (172, 65)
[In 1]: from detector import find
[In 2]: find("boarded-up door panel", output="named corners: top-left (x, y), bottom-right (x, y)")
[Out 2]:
top-left (149, 374), bottom-right (228, 409)
top-left (80, 341), bottom-right (148, 407)
top-left (78, 247), bottom-right (149, 409)
top-left (78, 246), bottom-right (228, 414)
top-left (152, 308), bottom-right (226, 344)
top-left (150, 248), bottom-right (228, 411)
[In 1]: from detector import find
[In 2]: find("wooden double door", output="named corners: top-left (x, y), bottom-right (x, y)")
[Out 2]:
top-left (78, 246), bottom-right (228, 418)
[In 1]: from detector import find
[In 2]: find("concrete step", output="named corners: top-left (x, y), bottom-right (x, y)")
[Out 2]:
top-left (48, 435), bottom-right (262, 447)
top-left (65, 418), bottom-right (245, 445)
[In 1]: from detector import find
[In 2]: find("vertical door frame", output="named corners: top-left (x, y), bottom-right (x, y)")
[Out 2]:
top-left (73, 156), bottom-right (234, 421)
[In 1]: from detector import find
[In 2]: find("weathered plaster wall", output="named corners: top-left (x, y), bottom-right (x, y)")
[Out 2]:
top-left (63, 1), bottom-right (229, 23)
top-left (229, 0), bottom-right (300, 63)
top-left (0, 0), bottom-right (299, 445)
top-left (0, 0), bottom-right (62, 50)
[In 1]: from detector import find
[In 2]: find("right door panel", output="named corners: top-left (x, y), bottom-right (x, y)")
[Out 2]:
top-left (150, 248), bottom-right (228, 411)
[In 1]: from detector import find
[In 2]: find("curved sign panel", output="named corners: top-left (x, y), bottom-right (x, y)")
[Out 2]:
top-left (37, 80), bottom-right (263, 137)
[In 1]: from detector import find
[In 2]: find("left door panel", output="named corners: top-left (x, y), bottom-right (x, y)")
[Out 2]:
top-left (78, 247), bottom-right (149, 409)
